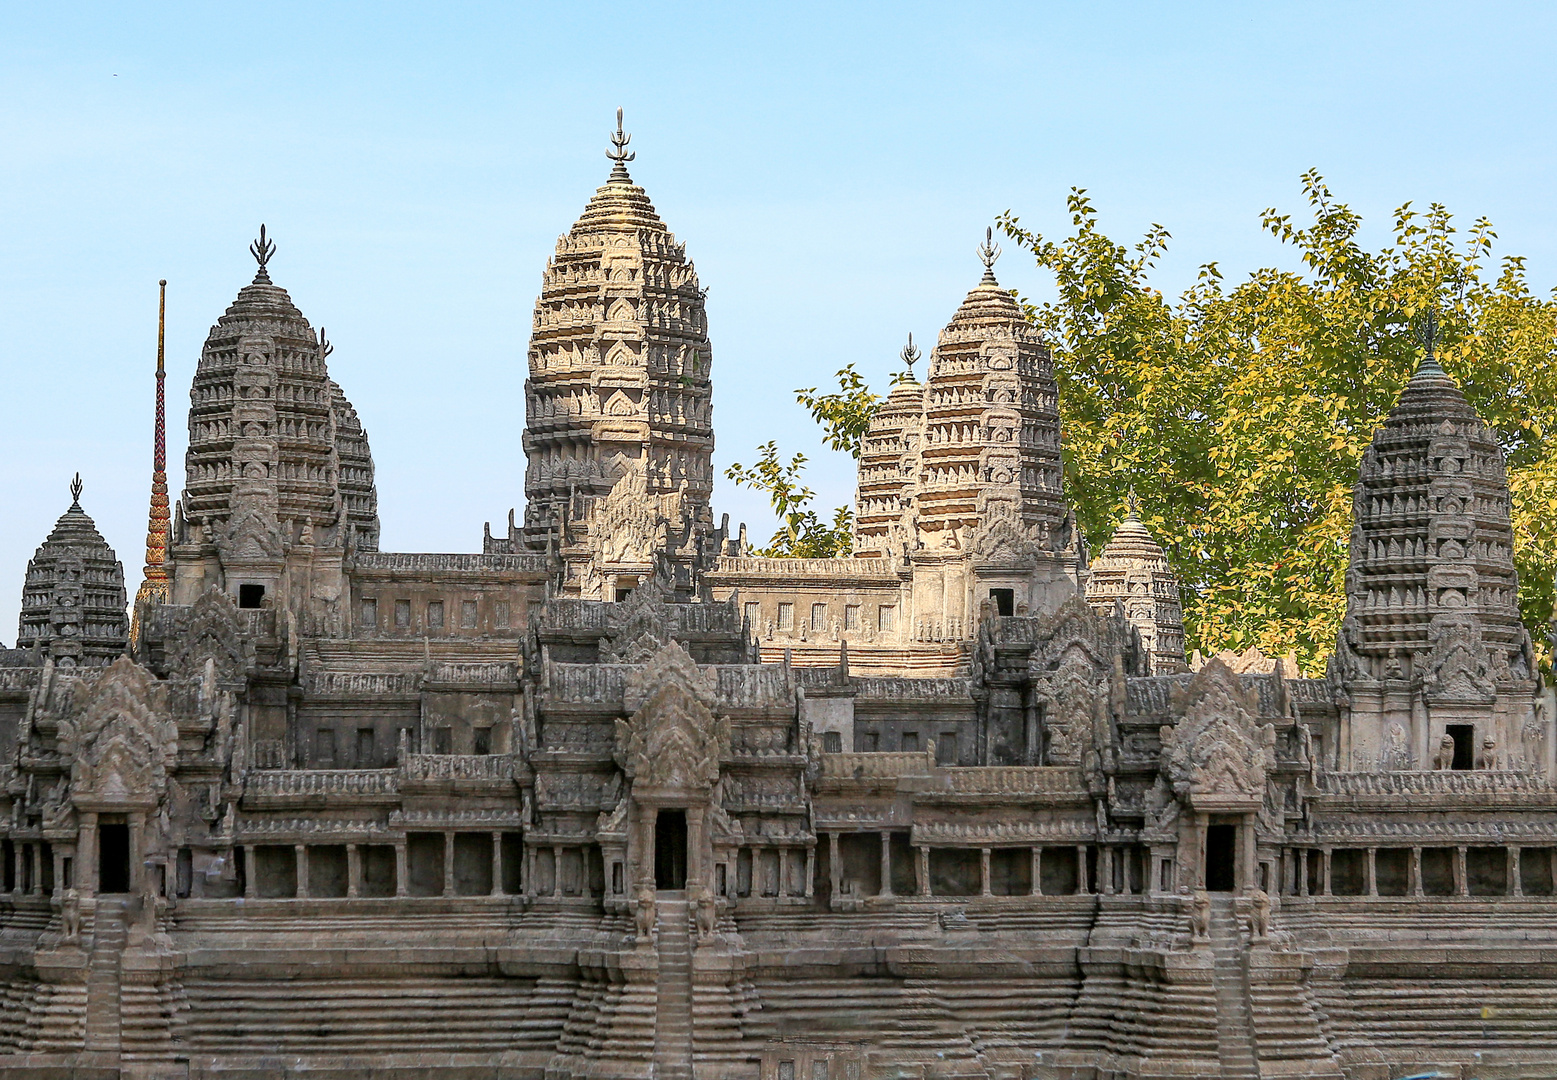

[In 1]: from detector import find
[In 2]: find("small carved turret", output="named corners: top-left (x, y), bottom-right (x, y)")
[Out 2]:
top-left (17, 475), bottom-right (128, 666)
top-left (1085, 501), bottom-right (1186, 674)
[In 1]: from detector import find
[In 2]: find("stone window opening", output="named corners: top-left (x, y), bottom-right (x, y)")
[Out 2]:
top-left (473, 726), bottom-right (492, 756)
top-left (360, 598), bottom-right (377, 629)
top-left (355, 727), bottom-right (375, 767)
top-left (878, 605), bottom-right (896, 632)
top-left (316, 728), bottom-right (337, 767)
top-left (744, 601), bottom-right (761, 628)
top-left (432, 726), bottom-right (453, 755)
top-left (989, 588), bottom-right (1015, 617)
top-left (461, 599), bottom-right (478, 628)
top-left (900, 731), bottom-right (920, 753)
top-left (427, 600), bottom-right (445, 630)
top-left (1447, 724), bottom-right (1475, 770)
top-left (655, 810), bottom-right (688, 890)
top-left (777, 603), bottom-right (795, 631)
top-left (394, 599), bottom-right (411, 628)
top-left (494, 600), bottom-right (511, 628)
top-left (98, 820), bottom-right (130, 894)
top-left (844, 604), bottom-right (860, 631)
top-left (1204, 824), bottom-right (1236, 892)
top-left (237, 583), bottom-right (265, 609)
top-left (860, 731), bottom-right (879, 752)
top-left (936, 732), bottom-right (957, 765)
top-left (822, 731), bottom-right (842, 753)
top-left (811, 603), bottom-right (827, 631)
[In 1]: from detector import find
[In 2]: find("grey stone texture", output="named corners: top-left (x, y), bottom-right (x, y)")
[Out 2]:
top-left (1, 128), bottom-right (1555, 1080)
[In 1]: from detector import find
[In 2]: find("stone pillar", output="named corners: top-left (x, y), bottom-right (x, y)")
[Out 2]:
top-left (979, 848), bottom-right (992, 896)
top-left (917, 846), bottom-right (931, 896)
top-left (78, 813), bottom-right (98, 899)
top-left (551, 844), bottom-right (563, 898)
top-left (444, 833), bottom-right (456, 897)
top-left (687, 806), bottom-right (706, 892)
top-left (1366, 848), bottom-right (1378, 897)
top-left (804, 846), bottom-right (815, 898)
top-left (1321, 848), bottom-right (1333, 896)
top-left (51, 846), bottom-right (65, 899)
top-left (1076, 845), bottom-right (1088, 895)
top-left (295, 845), bottom-right (308, 899)
top-left (828, 833), bottom-right (841, 901)
top-left (346, 844), bottom-right (360, 899)
top-left (1101, 847), bottom-right (1116, 896)
top-left (491, 833), bottom-right (504, 897)
top-left (1120, 848), bottom-right (1132, 896)
top-left (879, 832), bottom-right (893, 898)
top-left (1030, 848), bottom-right (1042, 896)
top-left (1410, 847), bottom-right (1423, 897)
top-left (776, 849), bottom-right (789, 898)
top-left (1298, 849), bottom-right (1309, 897)
top-left (1509, 846), bottom-right (1521, 897)
top-left (394, 839), bottom-right (408, 897)
top-left (1023, 691), bottom-right (1041, 766)
top-left (30, 843), bottom-right (42, 896)
top-left (524, 843), bottom-right (536, 898)
top-left (1240, 814), bottom-right (1257, 892)
top-left (1456, 846), bottom-right (1468, 897)
top-left (128, 812), bottom-right (145, 894)
top-left (244, 846), bottom-right (257, 899)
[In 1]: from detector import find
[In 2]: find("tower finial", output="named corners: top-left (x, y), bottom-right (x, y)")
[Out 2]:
top-left (900, 331), bottom-right (920, 380)
top-left (607, 107), bottom-right (635, 181)
top-left (249, 224), bottom-right (276, 284)
top-left (1126, 489), bottom-right (1139, 521)
top-left (977, 226), bottom-right (1001, 282)
top-left (69, 473), bottom-right (83, 508)
top-left (1414, 305), bottom-right (1444, 375)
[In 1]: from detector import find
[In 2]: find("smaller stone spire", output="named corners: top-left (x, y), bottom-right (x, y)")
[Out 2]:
top-left (1085, 504), bottom-right (1187, 674)
top-left (249, 224), bottom-right (276, 285)
top-left (977, 226), bottom-right (1001, 285)
top-left (606, 107), bottom-right (636, 183)
top-left (18, 477), bottom-right (129, 666)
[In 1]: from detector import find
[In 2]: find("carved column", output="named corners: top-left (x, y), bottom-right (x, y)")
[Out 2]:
top-left (1240, 813), bottom-right (1257, 893)
top-left (394, 839), bottom-right (408, 897)
top-left (445, 832), bottom-right (457, 897)
top-left (686, 806), bottom-right (706, 891)
top-left (1298, 849), bottom-right (1309, 897)
top-left (551, 844), bottom-right (563, 897)
top-left (828, 833), bottom-right (841, 902)
top-left (879, 832), bottom-right (893, 898)
top-left (491, 833), bottom-right (504, 897)
top-left (1410, 847), bottom-right (1423, 897)
top-left (128, 811), bottom-right (145, 893)
top-left (1101, 846), bottom-right (1116, 896)
top-left (917, 846), bottom-right (930, 896)
top-left (78, 813), bottom-right (98, 899)
top-left (51, 846), bottom-right (65, 899)
top-left (1366, 848), bottom-right (1377, 897)
top-left (1030, 848), bottom-right (1042, 896)
top-left (1510, 846), bottom-right (1522, 897)
top-left (979, 848), bottom-right (992, 896)
top-left (30, 843), bottom-right (42, 895)
top-left (295, 844), bottom-right (308, 899)
top-left (1076, 845), bottom-right (1088, 895)
top-left (1456, 845), bottom-right (1469, 896)
top-left (346, 844), bottom-right (360, 898)
top-left (804, 846), bottom-right (815, 899)
top-left (244, 845), bottom-right (257, 899)
top-left (1321, 848), bottom-right (1332, 896)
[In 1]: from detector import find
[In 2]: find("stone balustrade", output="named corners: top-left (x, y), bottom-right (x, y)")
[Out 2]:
top-left (352, 552), bottom-right (549, 573)
top-left (548, 663), bottom-right (629, 702)
top-left (425, 661), bottom-right (519, 686)
top-left (306, 671), bottom-right (422, 696)
top-left (821, 750), bottom-right (935, 779)
top-left (401, 753), bottom-right (517, 782)
top-left (939, 766), bottom-right (1090, 796)
top-left (245, 769), bottom-right (400, 798)
top-left (1319, 770), bottom-right (1556, 796)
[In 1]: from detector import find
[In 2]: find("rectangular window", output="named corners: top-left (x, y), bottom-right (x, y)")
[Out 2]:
top-left (777, 603), bottom-right (795, 631)
top-left (427, 600), bottom-right (445, 629)
top-left (432, 726), bottom-right (453, 755)
top-left (878, 604), bottom-right (896, 632)
top-left (937, 732), bottom-right (957, 764)
top-left (862, 731), bottom-right (879, 752)
top-left (822, 731), bottom-right (843, 753)
top-left (990, 587), bottom-right (1015, 617)
top-left (360, 598), bottom-right (378, 629)
top-left (461, 599), bottom-right (478, 628)
top-left (473, 727), bottom-right (492, 756)
top-left (901, 731), bottom-right (920, 753)
top-left (495, 601), bottom-right (511, 628)
top-left (394, 599), bottom-right (411, 628)
top-left (356, 727), bottom-right (375, 767)
top-left (1448, 724), bottom-right (1475, 770)
top-left (315, 728), bottom-right (336, 766)
top-left (811, 603), bottom-right (828, 631)
top-left (844, 604), bottom-right (860, 631)
top-left (744, 601), bottom-right (760, 627)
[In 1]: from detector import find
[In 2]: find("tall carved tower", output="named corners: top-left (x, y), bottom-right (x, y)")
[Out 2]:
top-left (17, 475), bottom-right (128, 666)
top-left (513, 111), bottom-right (716, 598)
top-left (1332, 351), bottom-right (1540, 772)
top-left (167, 228), bottom-right (379, 631)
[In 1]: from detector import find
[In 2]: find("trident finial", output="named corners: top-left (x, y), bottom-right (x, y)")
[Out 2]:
top-left (250, 224), bottom-right (276, 283)
top-left (977, 226), bottom-right (1001, 278)
top-left (900, 331), bottom-right (921, 379)
top-left (607, 107), bottom-right (635, 172)
top-left (1126, 489), bottom-right (1139, 521)
top-left (69, 473), bottom-right (83, 508)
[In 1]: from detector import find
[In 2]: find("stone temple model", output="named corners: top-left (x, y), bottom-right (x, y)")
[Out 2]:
top-left (1, 116), bottom-right (1555, 1080)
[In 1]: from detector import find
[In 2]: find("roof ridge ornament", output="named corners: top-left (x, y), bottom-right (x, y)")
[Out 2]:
top-left (249, 224), bottom-right (276, 284)
top-left (977, 226), bottom-right (1001, 283)
top-left (1414, 305), bottom-right (1444, 375)
top-left (70, 473), bottom-right (83, 509)
top-left (607, 107), bottom-right (636, 182)
top-left (900, 332), bottom-right (920, 380)
top-left (1126, 489), bottom-right (1140, 521)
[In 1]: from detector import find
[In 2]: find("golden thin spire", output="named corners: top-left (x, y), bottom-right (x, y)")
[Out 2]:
top-left (131, 278), bottom-right (171, 647)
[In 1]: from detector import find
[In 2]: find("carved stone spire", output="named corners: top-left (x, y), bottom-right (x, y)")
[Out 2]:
top-left (132, 279), bottom-right (171, 646)
top-left (1085, 502), bottom-right (1186, 674)
top-left (17, 477), bottom-right (128, 666)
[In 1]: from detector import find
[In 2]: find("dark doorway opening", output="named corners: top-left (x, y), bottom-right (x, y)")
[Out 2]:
top-left (655, 809), bottom-right (688, 890)
top-left (99, 822), bottom-right (131, 894)
top-left (1447, 724), bottom-right (1475, 770)
top-left (990, 588), bottom-right (1015, 617)
top-left (238, 583), bottom-right (265, 609)
top-left (1205, 824), bottom-right (1236, 892)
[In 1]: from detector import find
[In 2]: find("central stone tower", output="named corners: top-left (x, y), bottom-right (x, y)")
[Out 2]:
top-left (511, 111), bottom-right (716, 599)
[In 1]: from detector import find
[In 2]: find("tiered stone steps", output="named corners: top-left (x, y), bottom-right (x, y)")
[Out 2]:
top-left (654, 894), bottom-right (694, 1080)
top-left (84, 898), bottom-right (125, 1052)
top-left (1209, 897), bottom-right (1257, 1079)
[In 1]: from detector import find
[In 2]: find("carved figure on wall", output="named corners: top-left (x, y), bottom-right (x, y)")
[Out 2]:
top-left (1249, 888), bottom-right (1271, 941)
top-left (1434, 733), bottom-right (1457, 770)
top-left (1380, 722), bottom-right (1412, 771)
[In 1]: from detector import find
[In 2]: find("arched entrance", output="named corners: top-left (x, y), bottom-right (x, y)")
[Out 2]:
top-left (655, 809), bottom-right (688, 890)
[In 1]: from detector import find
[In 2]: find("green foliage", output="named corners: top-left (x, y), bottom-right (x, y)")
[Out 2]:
top-left (795, 364), bottom-right (882, 459)
top-left (725, 441), bottom-right (854, 558)
top-left (1000, 170), bottom-right (1557, 674)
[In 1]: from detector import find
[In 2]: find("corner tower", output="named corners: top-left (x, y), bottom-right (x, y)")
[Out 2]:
top-left (1084, 502), bottom-right (1186, 674)
top-left (17, 475), bottom-right (128, 666)
top-left (512, 111), bottom-right (715, 598)
top-left (168, 227), bottom-right (379, 630)
top-left (1332, 350), bottom-right (1539, 772)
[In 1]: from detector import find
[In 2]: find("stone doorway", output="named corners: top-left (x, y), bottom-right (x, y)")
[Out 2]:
top-left (655, 809), bottom-right (688, 890)
top-left (99, 821), bottom-right (130, 894)
top-left (1205, 824), bottom-right (1236, 892)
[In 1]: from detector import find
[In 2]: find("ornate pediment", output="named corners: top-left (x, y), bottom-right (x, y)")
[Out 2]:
top-left (1162, 659), bottom-right (1271, 809)
top-left (217, 498), bottom-right (284, 563)
top-left (601, 577), bottom-right (676, 664)
top-left (972, 504), bottom-right (1040, 567)
top-left (57, 656), bottom-right (176, 808)
top-left (593, 462), bottom-right (664, 567)
top-left (1423, 613), bottom-right (1496, 705)
top-left (166, 587), bottom-right (253, 684)
top-left (616, 642), bottom-right (727, 795)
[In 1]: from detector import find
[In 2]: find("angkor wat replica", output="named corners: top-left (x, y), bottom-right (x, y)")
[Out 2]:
top-left (1, 114), bottom-right (1553, 1080)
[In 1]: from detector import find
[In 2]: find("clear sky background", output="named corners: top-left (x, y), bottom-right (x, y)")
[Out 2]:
top-left (2, 2), bottom-right (1554, 642)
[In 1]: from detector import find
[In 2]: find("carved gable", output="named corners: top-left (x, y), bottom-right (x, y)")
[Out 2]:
top-left (166, 587), bottom-right (253, 684)
top-left (616, 642), bottom-right (727, 794)
top-left (1162, 659), bottom-right (1271, 810)
top-left (57, 657), bottom-right (177, 808)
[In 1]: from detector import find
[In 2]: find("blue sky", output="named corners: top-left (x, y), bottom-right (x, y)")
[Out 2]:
top-left (2, 2), bottom-right (1554, 640)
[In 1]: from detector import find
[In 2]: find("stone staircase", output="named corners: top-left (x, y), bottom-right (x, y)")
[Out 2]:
top-left (1209, 895), bottom-right (1257, 1079)
top-left (655, 892), bottom-right (694, 1080)
top-left (84, 897), bottom-right (126, 1052)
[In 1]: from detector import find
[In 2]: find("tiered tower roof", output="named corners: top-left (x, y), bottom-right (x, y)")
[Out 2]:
top-left (1084, 503), bottom-right (1186, 674)
top-left (17, 475), bottom-right (128, 666)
